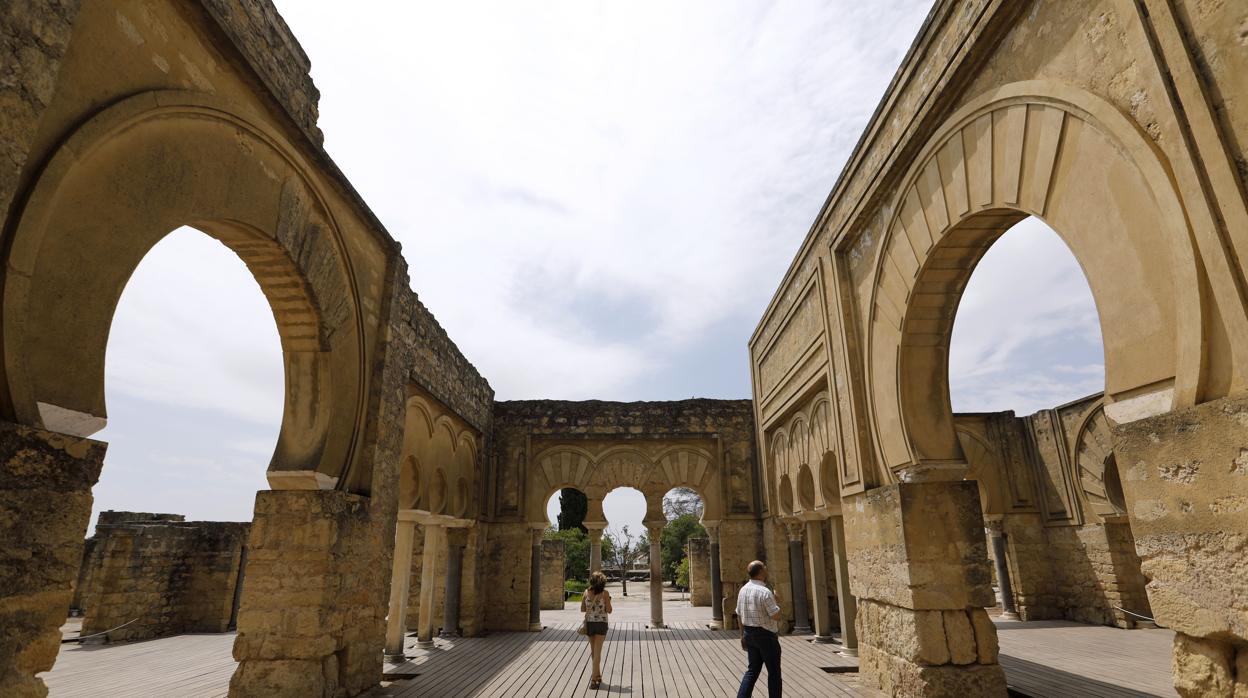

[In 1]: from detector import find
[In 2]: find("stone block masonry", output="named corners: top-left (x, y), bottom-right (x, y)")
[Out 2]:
top-left (0, 423), bottom-right (105, 698)
top-left (541, 539), bottom-right (565, 610)
top-left (77, 513), bottom-right (249, 642)
top-left (687, 537), bottom-right (710, 606)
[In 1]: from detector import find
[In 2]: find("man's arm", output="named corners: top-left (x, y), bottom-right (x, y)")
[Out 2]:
top-left (766, 590), bottom-right (782, 621)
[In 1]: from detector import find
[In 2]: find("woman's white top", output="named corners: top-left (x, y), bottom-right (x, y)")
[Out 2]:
top-left (584, 591), bottom-right (609, 622)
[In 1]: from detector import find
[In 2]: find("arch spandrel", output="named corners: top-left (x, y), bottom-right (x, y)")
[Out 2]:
top-left (860, 82), bottom-right (1207, 480)
top-left (4, 90), bottom-right (373, 490)
top-left (762, 389), bottom-right (841, 515)
top-left (398, 391), bottom-right (481, 522)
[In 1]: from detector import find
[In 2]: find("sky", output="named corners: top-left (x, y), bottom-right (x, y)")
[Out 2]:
top-left (89, 1), bottom-right (1104, 534)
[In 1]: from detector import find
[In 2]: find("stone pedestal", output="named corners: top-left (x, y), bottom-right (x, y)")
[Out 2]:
top-left (784, 522), bottom-right (812, 634)
top-left (984, 519), bottom-right (1019, 621)
top-left (707, 524), bottom-right (724, 628)
top-left (829, 515), bottom-right (858, 654)
top-left (0, 422), bottom-right (105, 698)
top-left (416, 521), bottom-right (446, 647)
top-left (1112, 395), bottom-right (1248, 697)
top-left (229, 490), bottom-right (389, 698)
top-left (844, 481), bottom-right (1006, 697)
top-left (646, 522), bottom-right (665, 629)
top-left (384, 517), bottom-right (417, 660)
top-left (805, 518), bottom-right (835, 643)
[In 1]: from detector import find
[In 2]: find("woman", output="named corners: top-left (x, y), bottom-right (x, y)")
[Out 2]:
top-left (580, 571), bottom-right (612, 689)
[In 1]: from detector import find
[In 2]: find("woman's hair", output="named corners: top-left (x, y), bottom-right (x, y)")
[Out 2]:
top-left (588, 571), bottom-right (607, 594)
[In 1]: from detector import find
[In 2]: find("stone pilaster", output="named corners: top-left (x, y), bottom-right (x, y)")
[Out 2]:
top-left (0, 422), bottom-right (105, 698)
top-left (646, 522), bottom-right (666, 629)
top-left (984, 518), bottom-right (1019, 621)
top-left (844, 481), bottom-right (1006, 697)
top-left (829, 515), bottom-right (858, 655)
top-left (229, 490), bottom-right (388, 698)
top-left (441, 525), bottom-right (468, 637)
top-left (384, 516), bottom-right (418, 660)
top-left (706, 523), bottom-right (724, 628)
top-left (416, 520), bottom-right (447, 647)
top-left (784, 521), bottom-right (812, 634)
top-left (805, 517), bottom-right (835, 643)
top-left (1112, 395), bottom-right (1248, 697)
top-left (528, 526), bottom-right (544, 631)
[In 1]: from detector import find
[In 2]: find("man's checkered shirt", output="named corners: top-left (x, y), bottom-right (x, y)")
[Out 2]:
top-left (736, 579), bottom-right (780, 632)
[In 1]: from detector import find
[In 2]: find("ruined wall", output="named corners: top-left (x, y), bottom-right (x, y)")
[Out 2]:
top-left (957, 396), bottom-right (1152, 628)
top-left (540, 539), bottom-right (565, 610)
top-left (79, 514), bottom-right (249, 642)
top-left (687, 537), bottom-right (710, 606)
top-left (482, 523), bottom-right (535, 632)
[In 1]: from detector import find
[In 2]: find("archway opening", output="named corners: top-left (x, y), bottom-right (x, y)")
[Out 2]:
top-left (66, 226), bottom-right (282, 662)
top-left (659, 487), bottom-right (708, 621)
top-left (541, 487), bottom-right (601, 621)
top-left (947, 216), bottom-right (1151, 635)
top-left (602, 487), bottom-right (647, 600)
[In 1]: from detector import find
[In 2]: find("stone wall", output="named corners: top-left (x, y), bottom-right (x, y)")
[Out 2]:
top-left (541, 539), bottom-right (565, 610)
top-left (78, 513), bottom-right (249, 642)
top-left (686, 537), bottom-right (710, 606)
top-left (956, 396), bottom-right (1153, 629)
top-left (482, 523), bottom-right (536, 632)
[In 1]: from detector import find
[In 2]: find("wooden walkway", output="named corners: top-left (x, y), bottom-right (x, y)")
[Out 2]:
top-left (374, 620), bottom-right (873, 698)
top-left (39, 618), bottom-right (1178, 697)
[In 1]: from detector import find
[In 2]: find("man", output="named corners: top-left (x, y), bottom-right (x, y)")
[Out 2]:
top-left (735, 560), bottom-right (782, 697)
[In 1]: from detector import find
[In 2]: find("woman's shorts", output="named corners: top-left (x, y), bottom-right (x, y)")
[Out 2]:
top-left (586, 621), bottom-right (608, 636)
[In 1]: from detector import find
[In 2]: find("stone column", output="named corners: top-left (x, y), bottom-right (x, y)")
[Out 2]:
top-left (384, 516), bottom-right (418, 660)
top-left (441, 525), bottom-right (468, 637)
top-left (805, 517), bottom-right (835, 643)
top-left (844, 481), bottom-right (1006, 697)
top-left (0, 423), bottom-right (105, 698)
top-left (646, 522), bottom-right (666, 629)
top-left (829, 515), bottom-right (858, 655)
top-left (985, 518), bottom-right (1019, 621)
top-left (784, 522), bottom-right (812, 634)
top-left (416, 520), bottom-right (446, 648)
top-left (587, 524), bottom-right (606, 574)
top-left (1112, 396), bottom-right (1248, 698)
top-left (528, 526), bottom-right (544, 631)
top-left (706, 523), bottom-right (724, 628)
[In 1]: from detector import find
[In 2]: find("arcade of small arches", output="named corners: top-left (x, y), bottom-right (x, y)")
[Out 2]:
top-left (3, 2), bottom-right (1248, 698)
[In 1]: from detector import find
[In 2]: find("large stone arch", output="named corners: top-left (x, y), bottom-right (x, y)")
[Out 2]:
top-left (2, 90), bottom-right (370, 490)
top-left (862, 81), bottom-right (1206, 481)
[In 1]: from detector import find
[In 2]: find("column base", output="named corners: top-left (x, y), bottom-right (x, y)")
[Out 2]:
top-left (997, 611), bottom-right (1020, 621)
top-left (647, 623), bottom-right (667, 629)
top-left (708, 620), bottom-right (723, 630)
top-left (439, 628), bottom-right (460, 638)
top-left (813, 634), bottom-right (837, 644)
top-left (383, 652), bottom-right (407, 663)
top-left (837, 647), bottom-right (860, 658)
top-left (791, 625), bottom-right (812, 635)
top-left (414, 639), bottom-right (436, 649)
top-left (527, 623), bottom-right (543, 632)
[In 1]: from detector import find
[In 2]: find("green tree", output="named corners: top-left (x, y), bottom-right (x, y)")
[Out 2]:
top-left (659, 514), bottom-right (706, 584)
top-left (557, 488), bottom-right (588, 532)
top-left (675, 556), bottom-right (691, 590)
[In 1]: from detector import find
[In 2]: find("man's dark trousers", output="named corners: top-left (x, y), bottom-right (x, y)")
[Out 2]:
top-left (737, 625), bottom-right (782, 697)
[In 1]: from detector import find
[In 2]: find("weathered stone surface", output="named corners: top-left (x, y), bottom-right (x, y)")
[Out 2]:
top-left (687, 537), bottom-right (711, 606)
top-left (540, 539), bottom-right (565, 610)
top-left (0, 422), bottom-right (105, 698)
top-left (1172, 633), bottom-right (1235, 698)
top-left (844, 481), bottom-right (994, 611)
top-left (1114, 396), bottom-right (1248, 644)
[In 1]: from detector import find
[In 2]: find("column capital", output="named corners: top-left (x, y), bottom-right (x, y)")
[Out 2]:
top-left (984, 516), bottom-right (1005, 535)
top-left (782, 519), bottom-right (805, 542)
top-left (643, 520), bottom-right (666, 538)
top-left (704, 522), bottom-right (720, 544)
top-left (529, 525), bottom-right (546, 546)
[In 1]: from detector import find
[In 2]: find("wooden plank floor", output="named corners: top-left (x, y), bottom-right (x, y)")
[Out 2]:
top-left (373, 620), bottom-right (875, 698)
top-left (38, 617), bottom-right (1179, 697)
top-left (995, 619), bottom-right (1177, 698)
